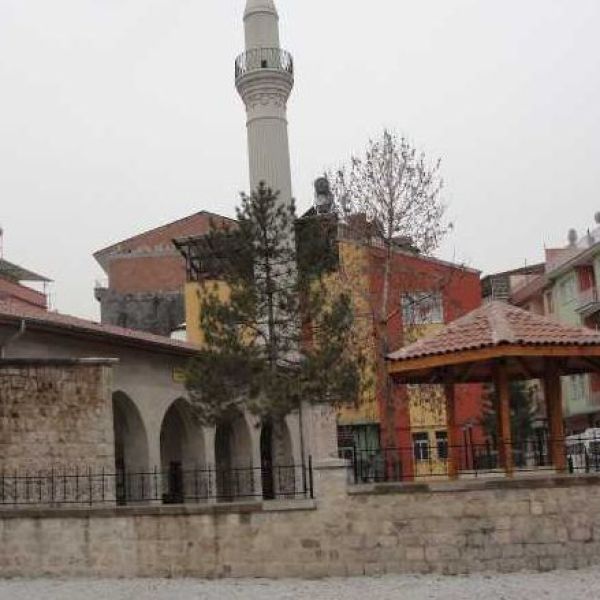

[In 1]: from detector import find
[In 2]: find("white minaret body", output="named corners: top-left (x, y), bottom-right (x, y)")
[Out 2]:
top-left (236, 0), bottom-right (294, 209)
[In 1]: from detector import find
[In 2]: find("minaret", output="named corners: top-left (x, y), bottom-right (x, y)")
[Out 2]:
top-left (235, 0), bottom-right (294, 210)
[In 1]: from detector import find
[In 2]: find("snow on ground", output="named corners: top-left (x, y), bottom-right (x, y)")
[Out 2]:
top-left (1, 569), bottom-right (599, 600)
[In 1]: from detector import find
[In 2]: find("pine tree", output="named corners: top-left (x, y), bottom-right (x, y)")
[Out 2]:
top-left (185, 182), bottom-right (364, 424)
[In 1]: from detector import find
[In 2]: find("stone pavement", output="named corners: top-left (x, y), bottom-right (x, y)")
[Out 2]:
top-left (1, 569), bottom-right (600, 600)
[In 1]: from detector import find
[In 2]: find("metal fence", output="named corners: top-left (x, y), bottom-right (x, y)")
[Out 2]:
top-left (341, 435), bottom-right (600, 484)
top-left (0, 461), bottom-right (314, 508)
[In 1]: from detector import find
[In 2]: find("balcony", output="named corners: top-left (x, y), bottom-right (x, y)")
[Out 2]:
top-left (234, 47), bottom-right (294, 82)
top-left (93, 278), bottom-right (109, 302)
top-left (576, 287), bottom-right (600, 318)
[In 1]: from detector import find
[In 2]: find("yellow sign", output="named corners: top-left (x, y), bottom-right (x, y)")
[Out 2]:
top-left (173, 367), bottom-right (187, 384)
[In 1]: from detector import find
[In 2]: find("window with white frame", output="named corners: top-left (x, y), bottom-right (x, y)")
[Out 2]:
top-left (412, 432), bottom-right (430, 462)
top-left (401, 291), bottom-right (444, 325)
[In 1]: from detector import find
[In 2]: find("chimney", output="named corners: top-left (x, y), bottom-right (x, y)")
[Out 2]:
top-left (567, 228), bottom-right (578, 247)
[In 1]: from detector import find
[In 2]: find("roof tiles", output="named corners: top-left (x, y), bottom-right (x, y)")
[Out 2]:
top-left (0, 300), bottom-right (198, 355)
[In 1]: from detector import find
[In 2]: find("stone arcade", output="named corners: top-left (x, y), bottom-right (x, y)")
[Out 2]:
top-left (0, 301), bottom-right (316, 505)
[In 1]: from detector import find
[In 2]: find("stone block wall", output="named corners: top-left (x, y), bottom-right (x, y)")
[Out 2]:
top-left (96, 288), bottom-right (184, 336)
top-left (2, 470), bottom-right (600, 578)
top-left (0, 360), bottom-right (115, 473)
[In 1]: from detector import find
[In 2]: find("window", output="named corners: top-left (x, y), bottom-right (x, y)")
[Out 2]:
top-left (337, 424), bottom-right (381, 451)
top-left (413, 432), bottom-right (430, 462)
top-left (337, 426), bottom-right (354, 450)
top-left (560, 276), bottom-right (577, 304)
top-left (435, 431), bottom-right (449, 460)
top-left (401, 291), bottom-right (444, 325)
top-left (570, 375), bottom-right (588, 403)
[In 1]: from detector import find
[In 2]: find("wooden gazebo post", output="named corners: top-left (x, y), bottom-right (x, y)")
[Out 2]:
top-left (544, 359), bottom-right (567, 473)
top-left (444, 383), bottom-right (460, 480)
top-left (493, 360), bottom-right (514, 477)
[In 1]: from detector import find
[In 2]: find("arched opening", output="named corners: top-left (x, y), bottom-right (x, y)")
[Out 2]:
top-left (215, 410), bottom-right (253, 501)
top-left (260, 419), bottom-right (295, 500)
top-left (112, 391), bottom-right (150, 505)
top-left (260, 421), bottom-right (275, 500)
top-left (160, 398), bottom-right (205, 504)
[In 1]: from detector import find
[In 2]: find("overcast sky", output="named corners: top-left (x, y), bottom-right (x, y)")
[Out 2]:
top-left (1, 0), bottom-right (600, 319)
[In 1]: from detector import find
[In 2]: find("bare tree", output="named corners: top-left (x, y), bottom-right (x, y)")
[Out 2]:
top-left (329, 129), bottom-right (450, 346)
top-left (327, 129), bottom-right (464, 446)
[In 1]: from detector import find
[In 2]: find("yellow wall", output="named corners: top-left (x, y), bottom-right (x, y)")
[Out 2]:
top-left (333, 241), bottom-right (379, 426)
top-left (405, 324), bottom-right (448, 478)
top-left (404, 324), bottom-right (447, 430)
top-left (185, 280), bottom-right (230, 346)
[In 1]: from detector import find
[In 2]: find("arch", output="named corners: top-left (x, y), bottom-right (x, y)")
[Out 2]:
top-left (260, 418), bottom-right (295, 499)
top-left (159, 398), bottom-right (205, 504)
top-left (215, 409), bottom-right (253, 501)
top-left (112, 391), bottom-right (150, 505)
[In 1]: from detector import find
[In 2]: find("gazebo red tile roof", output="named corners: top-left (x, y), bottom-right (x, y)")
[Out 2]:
top-left (387, 301), bottom-right (600, 477)
top-left (388, 301), bottom-right (600, 362)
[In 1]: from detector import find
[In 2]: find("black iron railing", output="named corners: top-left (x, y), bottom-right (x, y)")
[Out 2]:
top-left (235, 48), bottom-right (294, 81)
top-left (0, 461), bottom-right (314, 508)
top-left (342, 435), bottom-right (600, 484)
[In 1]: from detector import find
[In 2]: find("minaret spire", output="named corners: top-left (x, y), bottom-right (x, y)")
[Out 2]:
top-left (244, 0), bottom-right (280, 49)
top-left (236, 0), bottom-right (294, 214)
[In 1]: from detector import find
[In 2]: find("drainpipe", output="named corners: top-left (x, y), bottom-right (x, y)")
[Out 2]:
top-left (0, 319), bottom-right (26, 358)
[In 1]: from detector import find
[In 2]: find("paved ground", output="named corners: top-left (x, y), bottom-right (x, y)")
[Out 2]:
top-left (1, 569), bottom-right (600, 600)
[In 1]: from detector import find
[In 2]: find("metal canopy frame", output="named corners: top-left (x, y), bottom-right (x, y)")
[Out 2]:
top-left (0, 258), bottom-right (51, 283)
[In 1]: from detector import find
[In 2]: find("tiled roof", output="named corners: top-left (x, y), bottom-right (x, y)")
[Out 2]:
top-left (0, 300), bottom-right (198, 355)
top-left (388, 301), bottom-right (600, 362)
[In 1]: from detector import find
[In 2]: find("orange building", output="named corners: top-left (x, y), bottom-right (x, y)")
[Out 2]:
top-left (335, 235), bottom-right (484, 478)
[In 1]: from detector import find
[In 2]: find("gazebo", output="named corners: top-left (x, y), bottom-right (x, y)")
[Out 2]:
top-left (387, 301), bottom-right (600, 478)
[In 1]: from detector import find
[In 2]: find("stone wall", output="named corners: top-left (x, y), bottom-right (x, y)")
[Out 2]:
top-left (96, 288), bottom-right (184, 336)
top-left (0, 360), bottom-right (115, 473)
top-left (2, 468), bottom-right (600, 578)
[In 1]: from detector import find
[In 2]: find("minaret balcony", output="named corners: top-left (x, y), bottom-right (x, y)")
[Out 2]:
top-left (235, 47), bottom-right (294, 82)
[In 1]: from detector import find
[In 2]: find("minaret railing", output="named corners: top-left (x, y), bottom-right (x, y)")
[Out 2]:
top-left (235, 48), bottom-right (294, 81)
